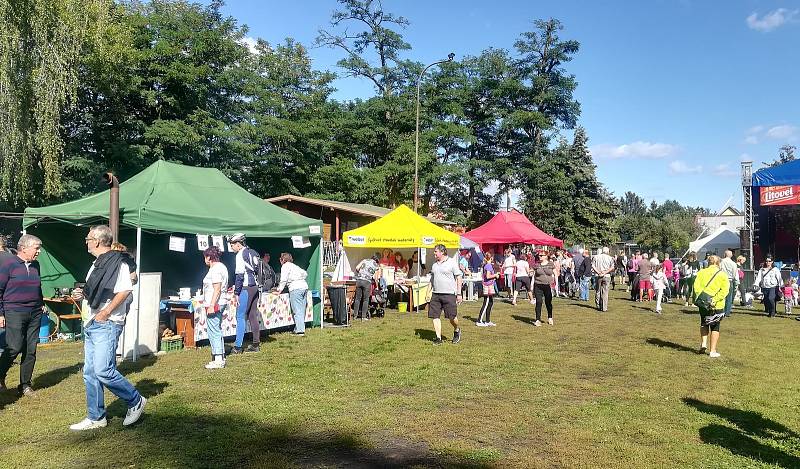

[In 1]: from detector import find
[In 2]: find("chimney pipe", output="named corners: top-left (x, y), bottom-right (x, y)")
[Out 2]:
top-left (102, 172), bottom-right (120, 242)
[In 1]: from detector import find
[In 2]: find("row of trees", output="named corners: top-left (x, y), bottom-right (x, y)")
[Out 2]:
top-left (0, 0), bottom-right (711, 251)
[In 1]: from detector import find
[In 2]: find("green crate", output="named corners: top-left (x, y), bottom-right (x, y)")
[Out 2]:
top-left (160, 337), bottom-right (183, 352)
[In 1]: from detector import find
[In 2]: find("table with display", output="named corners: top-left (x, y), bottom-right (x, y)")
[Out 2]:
top-left (159, 291), bottom-right (313, 348)
top-left (43, 297), bottom-right (84, 340)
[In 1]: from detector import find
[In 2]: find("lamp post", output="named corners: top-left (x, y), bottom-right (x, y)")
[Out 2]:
top-left (414, 52), bottom-right (455, 213)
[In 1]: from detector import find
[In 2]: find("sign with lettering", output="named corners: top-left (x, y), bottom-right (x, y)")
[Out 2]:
top-left (760, 185), bottom-right (800, 206)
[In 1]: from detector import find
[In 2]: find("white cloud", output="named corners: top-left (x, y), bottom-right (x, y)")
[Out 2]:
top-left (746, 9), bottom-right (799, 32)
top-left (743, 135), bottom-right (759, 145)
top-left (239, 36), bottom-right (260, 55)
top-left (766, 124), bottom-right (798, 140)
top-left (590, 141), bottom-right (680, 159)
top-left (746, 125), bottom-right (764, 135)
top-left (739, 153), bottom-right (753, 162)
top-left (668, 160), bottom-right (702, 175)
top-left (711, 164), bottom-right (737, 178)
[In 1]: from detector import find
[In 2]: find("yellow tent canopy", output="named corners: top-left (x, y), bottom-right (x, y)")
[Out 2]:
top-left (343, 204), bottom-right (459, 248)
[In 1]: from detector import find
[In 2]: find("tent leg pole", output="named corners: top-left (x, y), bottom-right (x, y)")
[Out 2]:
top-left (133, 226), bottom-right (142, 362)
top-left (319, 239), bottom-right (324, 330)
top-left (416, 247), bottom-right (420, 314)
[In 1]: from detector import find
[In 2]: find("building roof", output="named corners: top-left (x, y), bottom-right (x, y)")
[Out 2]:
top-left (265, 194), bottom-right (455, 225)
top-left (718, 206), bottom-right (742, 216)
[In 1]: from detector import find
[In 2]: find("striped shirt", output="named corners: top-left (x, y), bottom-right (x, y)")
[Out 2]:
top-left (0, 255), bottom-right (44, 316)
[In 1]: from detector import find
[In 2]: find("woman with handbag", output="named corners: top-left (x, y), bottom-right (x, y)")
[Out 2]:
top-left (693, 255), bottom-right (729, 358)
top-left (477, 252), bottom-right (498, 326)
top-left (753, 255), bottom-right (782, 317)
top-left (533, 251), bottom-right (556, 326)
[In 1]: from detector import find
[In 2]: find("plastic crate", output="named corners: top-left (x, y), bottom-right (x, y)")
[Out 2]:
top-left (160, 337), bottom-right (183, 352)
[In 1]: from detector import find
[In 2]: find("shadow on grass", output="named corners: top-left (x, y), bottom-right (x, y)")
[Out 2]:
top-left (510, 315), bottom-right (537, 326)
top-left (60, 410), bottom-right (493, 468)
top-left (570, 302), bottom-right (597, 310)
top-left (645, 338), bottom-right (699, 354)
top-left (117, 355), bottom-right (158, 375)
top-left (684, 398), bottom-right (800, 468)
top-left (106, 378), bottom-right (169, 420)
top-left (413, 329), bottom-right (442, 342)
top-left (0, 362), bottom-right (82, 410)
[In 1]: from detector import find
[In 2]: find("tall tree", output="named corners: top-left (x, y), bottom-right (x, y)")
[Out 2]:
top-left (0, 0), bottom-right (111, 207)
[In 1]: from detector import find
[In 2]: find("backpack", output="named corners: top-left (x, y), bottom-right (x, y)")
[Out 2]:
top-left (242, 248), bottom-right (275, 291)
top-left (626, 258), bottom-right (635, 270)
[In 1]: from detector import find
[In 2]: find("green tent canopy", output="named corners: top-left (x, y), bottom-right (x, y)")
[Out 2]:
top-left (23, 160), bottom-right (324, 329)
top-left (23, 160), bottom-right (321, 237)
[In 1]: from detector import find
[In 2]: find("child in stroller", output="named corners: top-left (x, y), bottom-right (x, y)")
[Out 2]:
top-left (369, 277), bottom-right (388, 317)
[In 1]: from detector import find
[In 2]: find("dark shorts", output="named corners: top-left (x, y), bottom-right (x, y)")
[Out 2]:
top-left (700, 309), bottom-right (724, 331)
top-left (515, 276), bottom-right (532, 291)
top-left (639, 279), bottom-right (652, 290)
top-left (428, 293), bottom-right (458, 320)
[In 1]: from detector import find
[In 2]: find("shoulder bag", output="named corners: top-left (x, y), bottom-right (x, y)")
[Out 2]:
top-left (694, 270), bottom-right (722, 310)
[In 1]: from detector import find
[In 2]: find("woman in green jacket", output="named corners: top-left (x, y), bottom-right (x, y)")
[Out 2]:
top-left (693, 255), bottom-right (730, 358)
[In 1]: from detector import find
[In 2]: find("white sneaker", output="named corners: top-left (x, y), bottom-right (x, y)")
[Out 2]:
top-left (709, 352), bottom-right (721, 358)
top-left (475, 321), bottom-right (487, 327)
top-left (69, 417), bottom-right (107, 431)
top-left (123, 396), bottom-right (147, 426)
top-left (547, 318), bottom-right (554, 325)
top-left (486, 322), bottom-right (496, 327)
top-left (534, 320), bottom-right (542, 327)
top-left (205, 360), bottom-right (225, 369)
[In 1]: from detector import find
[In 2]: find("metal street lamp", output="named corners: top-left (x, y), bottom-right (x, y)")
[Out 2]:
top-left (414, 52), bottom-right (455, 213)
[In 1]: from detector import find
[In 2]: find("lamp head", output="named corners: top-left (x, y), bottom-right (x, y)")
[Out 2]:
top-left (447, 52), bottom-right (455, 61)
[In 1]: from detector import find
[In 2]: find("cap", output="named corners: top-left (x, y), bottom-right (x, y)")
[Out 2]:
top-left (229, 233), bottom-right (246, 243)
top-left (765, 255), bottom-right (773, 261)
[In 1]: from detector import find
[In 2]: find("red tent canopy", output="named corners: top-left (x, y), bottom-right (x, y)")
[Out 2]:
top-left (463, 209), bottom-right (563, 248)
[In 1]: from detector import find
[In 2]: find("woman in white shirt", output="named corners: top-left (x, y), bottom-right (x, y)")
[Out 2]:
top-left (501, 249), bottom-right (516, 298)
top-left (202, 246), bottom-right (228, 369)
top-left (753, 256), bottom-right (783, 317)
top-left (512, 254), bottom-right (534, 305)
top-left (274, 253), bottom-right (309, 335)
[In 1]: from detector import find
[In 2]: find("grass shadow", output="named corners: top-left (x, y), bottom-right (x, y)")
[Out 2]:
top-left (106, 378), bottom-right (169, 421)
top-left (58, 411), bottom-right (493, 468)
top-left (645, 338), bottom-right (700, 354)
top-left (117, 356), bottom-right (158, 375)
top-left (413, 329), bottom-right (443, 342)
top-left (570, 302), bottom-right (597, 310)
top-left (684, 398), bottom-right (800, 468)
top-left (510, 315), bottom-right (537, 326)
top-left (0, 362), bottom-right (82, 410)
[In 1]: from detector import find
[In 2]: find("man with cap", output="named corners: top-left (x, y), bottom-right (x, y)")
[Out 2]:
top-left (229, 233), bottom-right (262, 353)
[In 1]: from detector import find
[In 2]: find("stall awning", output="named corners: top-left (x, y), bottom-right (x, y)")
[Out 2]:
top-left (462, 209), bottom-right (563, 248)
top-left (752, 159), bottom-right (800, 187)
top-left (342, 204), bottom-right (459, 248)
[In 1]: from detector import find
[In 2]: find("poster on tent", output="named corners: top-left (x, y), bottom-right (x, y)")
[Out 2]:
top-left (760, 185), bottom-right (800, 206)
top-left (193, 291), bottom-right (313, 341)
top-left (211, 235), bottom-right (225, 251)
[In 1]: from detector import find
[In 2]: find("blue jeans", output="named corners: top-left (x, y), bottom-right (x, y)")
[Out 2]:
top-left (234, 289), bottom-right (249, 347)
top-left (207, 304), bottom-right (227, 357)
top-left (83, 320), bottom-right (141, 421)
top-left (724, 280), bottom-right (735, 315)
top-left (289, 289), bottom-right (307, 334)
top-left (580, 276), bottom-right (590, 300)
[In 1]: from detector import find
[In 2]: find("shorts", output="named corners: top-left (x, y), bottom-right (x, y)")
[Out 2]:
top-left (427, 293), bottom-right (458, 320)
top-left (700, 309), bottom-right (724, 331)
top-left (515, 276), bottom-right (532, 291)
top-left (639, 279), bottom-right (652, 290)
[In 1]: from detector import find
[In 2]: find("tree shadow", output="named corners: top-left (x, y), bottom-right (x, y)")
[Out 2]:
top-left (510, 315), bottom-right (537, 326)
top-left (117, 355), bottom-right (159, 375)
top-left (645, 338), bottom-right (700, 354)
top-left (684, 398), bottom-right (800, 468)
top-left (57, 411), bottom-right (493, 468)
top-left (0, 362), bottom-right (82, 410)
top-left (106, 378), bottom-right (169, 422)
top-left (413, 329), bottom-right (443, 342)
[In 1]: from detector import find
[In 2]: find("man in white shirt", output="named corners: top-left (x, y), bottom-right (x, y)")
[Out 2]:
top-left (591, 247), bottom-right (615, 312)
top-left (70, 225), bottom-right (145, 431)
top-left (719, 250), bottom-right (739, 317)
top-left (428, 245), bottom-right (463, 345)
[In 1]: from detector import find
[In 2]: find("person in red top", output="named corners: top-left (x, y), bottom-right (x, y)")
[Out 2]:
top-left (662, 256), bottom-right (674, 301)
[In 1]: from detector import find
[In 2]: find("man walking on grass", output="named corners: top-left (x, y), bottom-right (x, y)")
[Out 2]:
top-left (428, 244), bottom-right (463, 345)
top-left (0, 235), bottom-right (44, 397)
top-left (719, 250), bottom-right (739, 318)
top-left (70, 225), bottom-right (145, 431)
top-left (592, 247), bottom-right (615, 312)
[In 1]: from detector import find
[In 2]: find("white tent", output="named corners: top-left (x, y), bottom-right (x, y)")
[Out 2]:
top-left (460, 235), bottom-right (481, 251)
top-left (689, 226), bottom-right (741, 256)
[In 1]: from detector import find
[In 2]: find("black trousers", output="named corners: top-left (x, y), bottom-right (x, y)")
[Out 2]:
top-left (763, 287), bottom-right (778, 317)
top-left (478, 295), bottom-right (493, 323)
top-left (353, 279), bottom-right (372, 318)
top-left (0, 309), bottom-right (43, 389)
top-left (534, 283), bottom-right (553, 321)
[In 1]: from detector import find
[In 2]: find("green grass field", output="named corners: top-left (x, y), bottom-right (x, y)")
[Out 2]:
top-left (1, 289), bottom-right (799, 468)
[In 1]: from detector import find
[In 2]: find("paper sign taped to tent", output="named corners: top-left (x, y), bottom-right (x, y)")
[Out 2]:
top-left (309, 225), bottom-right (321, 235)
top-left (291, 236), bottom-right (311, 248)
top-left (197, 234), bottom-right (210, 251)
top-left (211, 236), bottom-right (225, 250)
top-left (760, 185), bottom-right (800, 206)
top-left (168, 236), bottom-right (186, 252)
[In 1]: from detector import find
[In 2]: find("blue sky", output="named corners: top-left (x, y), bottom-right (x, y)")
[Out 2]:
top-left (215, 0), bottom-right (800, 212)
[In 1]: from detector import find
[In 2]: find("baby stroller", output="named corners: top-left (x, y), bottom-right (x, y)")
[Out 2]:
top-left (369, 277), bottom-right (388, 317)
top-left (561, 267), bottom-right (577, 298)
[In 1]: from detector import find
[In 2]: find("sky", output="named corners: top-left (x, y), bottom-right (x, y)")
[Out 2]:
top-left (213, 0), bottom-right (800, 212)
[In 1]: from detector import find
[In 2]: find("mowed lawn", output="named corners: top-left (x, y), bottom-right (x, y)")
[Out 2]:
top-left (1, 289), bottom-right (799, 468)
